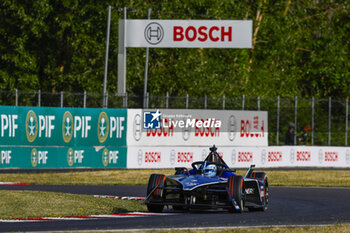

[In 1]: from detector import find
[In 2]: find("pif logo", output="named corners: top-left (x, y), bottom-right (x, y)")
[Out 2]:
top-left (1, 151), bottom-right (11, 164)
top-left (102, 148), bottom-right (119, 167)
top-left (98, 112), bottom-right (109, 143)
top-left (62, 111), bottom-right (73, 143)
top-left (26, 110), bottom-right (38, 142)
top-left (31, 148), bottom-right (47, 167)
top-left (67, 148), bottom-right (84, 166)
top-left (144, 22), bottom-right (164, 45)
top-left (67, 148), bottom-right (74, 166)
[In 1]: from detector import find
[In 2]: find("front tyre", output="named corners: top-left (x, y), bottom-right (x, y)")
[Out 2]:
top-left (227, 175), bottom-right (244, 213)
top-left (146, 174), bottom-right (166, 213)
top-left (248, 172), bottom-right (269, 212)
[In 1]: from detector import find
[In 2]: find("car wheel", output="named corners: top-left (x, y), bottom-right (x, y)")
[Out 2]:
top-left (146, 174), bottom-right (166, 213)
top-left (227, 175), bottom-right (244, 213)
top-left (248, 172), bottom-right (269, 212)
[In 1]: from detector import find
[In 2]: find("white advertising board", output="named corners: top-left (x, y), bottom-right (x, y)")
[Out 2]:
top-left (123, 20), bottom-right (252, 48)
top-left (127, 146), bottom-right (350, 169)
top-left (127, 109), bottom-right (268, 147)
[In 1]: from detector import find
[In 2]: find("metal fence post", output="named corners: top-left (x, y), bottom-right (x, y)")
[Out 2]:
top-left (294, 96), bottom-right (297, 145)
top-left (146, 92), bottom-right (149, 108)
top-left (38, 90), bottom-right (41, 107)
top-left (257, 96), bottom-right (260, 111)
top-left (105, 92), bottom-right (108, 108)
top-left (346, 98), bottom-right (348, 146)
top-left (222, 95), bottom-right (226, 110)
top-left (143, 8), bottom-right (152, 109)
top-left (60, 91), bottom-right (64, 108)
top-left (15, 89), bottom-right (18, 106)
top-left (123, 93), bottom-right (128, 108)
top-left (277, 96), bottom-right (280, 145)
top-left (186, 93), bottom-right (189, 109)
top-left (166, 92), bottom-right (169, 109)
top-left (312, 97), bottom-right (314, 145)
top-left (204, 95), bottom-right (207, 109)
top-left (328, 97), bottom-right (331, 146)
top-left (83, 91), bottom-right (87, 108)
top-left (242, 95), bottom-right (245, 110)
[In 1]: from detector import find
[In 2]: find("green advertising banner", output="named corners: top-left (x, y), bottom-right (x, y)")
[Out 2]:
top-left (0, 106), bottom-right (127, 146)
top-left (0, 146), bottom-right (127, 169)
top-left (0, 106), bottom-right (127, 169)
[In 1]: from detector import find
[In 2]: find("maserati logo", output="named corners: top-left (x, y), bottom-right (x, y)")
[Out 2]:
top-left (228, 115), bottom-right (236, 141)
top-left (26, 110), bottom-right (38, 142)
top-left (144, 22), bottom-right (164, 45)
top-left (62, 111), bottom-right (73, 143)
top-left (98, 112), bottom-right (109, 143)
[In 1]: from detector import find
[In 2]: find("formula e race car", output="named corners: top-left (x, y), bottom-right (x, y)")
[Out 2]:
top-left (144, 145), bottom-right (269, 213)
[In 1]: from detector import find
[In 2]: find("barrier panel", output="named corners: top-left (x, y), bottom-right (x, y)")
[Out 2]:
top-left (127, 146), bottom-right (350, 169)
top-left (127, 109), bottom-right (268, 146)
top-left (0, 106), bottom-right (127, 169)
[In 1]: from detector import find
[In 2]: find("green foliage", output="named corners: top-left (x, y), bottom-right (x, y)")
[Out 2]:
top-left (0, 1), bottom-right (349, 98)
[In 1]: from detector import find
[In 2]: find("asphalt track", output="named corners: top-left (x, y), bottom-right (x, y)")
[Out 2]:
top-left (0, 185), bottom-right (349, 232)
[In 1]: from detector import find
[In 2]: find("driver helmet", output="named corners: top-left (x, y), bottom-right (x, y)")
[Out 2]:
top-left (203, 164), bottom-right (217, 177)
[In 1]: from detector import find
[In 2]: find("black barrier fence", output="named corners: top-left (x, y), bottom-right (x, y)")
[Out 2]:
top-left (0, 90), bottom-right (348, 147)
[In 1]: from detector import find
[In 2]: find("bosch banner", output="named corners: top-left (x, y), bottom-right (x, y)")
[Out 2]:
top-left (123, 20), bottom-right (252, 48)
top-left (127, 146), bottom-right (350, 169)
top-left (127, 109), bottom-right (268, 147)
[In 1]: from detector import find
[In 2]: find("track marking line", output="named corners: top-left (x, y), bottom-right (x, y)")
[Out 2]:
top-left (0, 212), bottom-right (174, 223)
top-left (93, 194), bottom-right (145, 201)
top-left (0, 182), bottom-right (29, 185)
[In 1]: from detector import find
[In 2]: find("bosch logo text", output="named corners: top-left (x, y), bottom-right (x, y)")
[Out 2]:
top-left (145, 152), bottom-right (161, 163)
top-left (177, 152), bottom-right (193, 163)
top-left (296, 151), bottom-right (311, 162)
top-left (238, 152), bottom-right (253, 163)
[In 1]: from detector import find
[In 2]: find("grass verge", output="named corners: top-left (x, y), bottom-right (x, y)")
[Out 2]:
top-left (0, 190), bottom-right (146, 219)
top-left (0, 169), bottom-right (349, 186)
top-left (122, 224), bottom-right (350, 233)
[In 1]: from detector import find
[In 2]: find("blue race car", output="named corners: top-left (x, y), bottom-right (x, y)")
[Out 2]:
top-left (144, 145), bottom-right (269, 213)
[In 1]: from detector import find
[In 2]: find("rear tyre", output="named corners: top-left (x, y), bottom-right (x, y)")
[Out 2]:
top-left (227, 175), bottom-right (244, 213)
top-left (146, 174), bottom-right (166, 213)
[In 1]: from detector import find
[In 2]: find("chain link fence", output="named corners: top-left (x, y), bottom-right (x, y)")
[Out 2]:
top-left (1, 89), bottom-right (348, 147)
